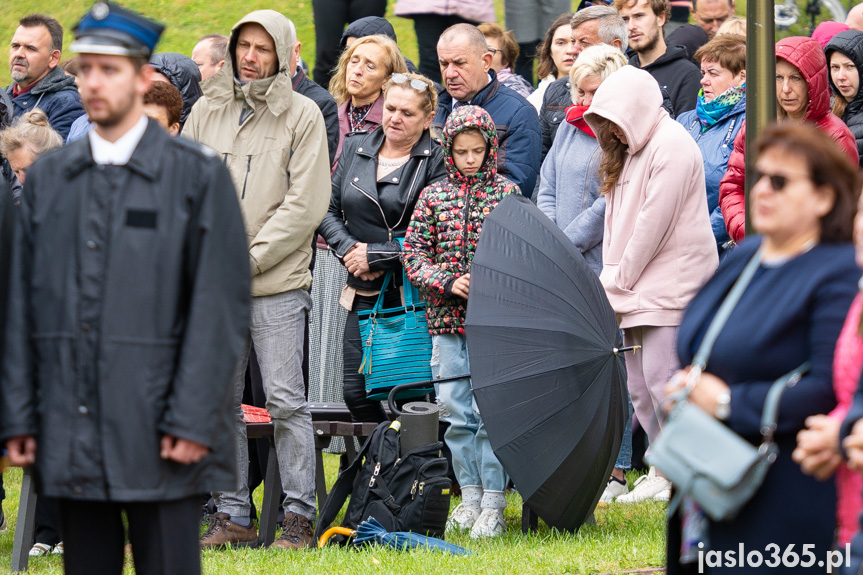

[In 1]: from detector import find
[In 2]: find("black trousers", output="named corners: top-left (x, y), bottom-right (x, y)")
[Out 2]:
top-left (312, 0), bottom-right (387, 89)
top-left (58, 496), bottom-right (201, 575)
top-left (34, 495), bottom-right (61, 546)
top-left (410, 14), bottom-right (478, 83)
top-left (343, 288), bottom-right (405, 423)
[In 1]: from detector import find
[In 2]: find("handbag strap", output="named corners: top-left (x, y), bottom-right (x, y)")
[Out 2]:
top-left (687, 249), bottom-right (762, 388)
top-left (759, 362), bottom-right (809, 446)
top-left (396, 237), bottom-right (422, 309)
top-left (370, 272), bottom-right (393, 314)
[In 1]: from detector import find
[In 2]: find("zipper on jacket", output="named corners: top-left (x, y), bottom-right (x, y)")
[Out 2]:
top-left (392, 158), bottom-right (426, 231)
top-left (350, 180), bottom-right (389, 231)
top-left (240, 155), bottom-right (252, 199)
top-left (462, 190), bottom-right (471, 272)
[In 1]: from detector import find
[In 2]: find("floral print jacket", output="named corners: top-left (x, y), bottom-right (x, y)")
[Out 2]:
top-left (403, 105), bottom-right (519, 335)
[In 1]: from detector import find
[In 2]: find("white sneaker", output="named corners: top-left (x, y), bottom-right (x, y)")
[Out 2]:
top-left (446, 503), bottom-right (481, 532)
top-left (469, 508), bottom-right (506, 539)
top-left (616, 468), bottom-right (671, 503)
top-left (52, 541), bottom-right (64, 555)
top-left (599, 475), bottom-right (629, 503)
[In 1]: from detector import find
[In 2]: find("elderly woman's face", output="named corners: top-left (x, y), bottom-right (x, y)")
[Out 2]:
top-left (7, 146), bottom-right (36, 185)
top-left (382, 85), bottom-right (432, 149)
top-left (345, 43), bottom-right (389, 105)
top-left (484, 36), bottom-right (505, 73)
top-left (699, 58), bottom-right (745, 103)
top-left (751, 146), bottom-right (834, 242)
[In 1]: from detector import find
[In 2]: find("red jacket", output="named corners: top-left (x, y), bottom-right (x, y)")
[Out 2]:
top-left (719, 36), bottom-right (859, 242)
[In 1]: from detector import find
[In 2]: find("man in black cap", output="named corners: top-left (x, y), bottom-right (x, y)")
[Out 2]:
top-left (0, 3), bottom-right (250, 574)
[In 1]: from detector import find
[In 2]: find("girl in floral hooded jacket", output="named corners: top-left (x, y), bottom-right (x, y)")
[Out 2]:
top-left (402, 105), bottom-right (519, 539)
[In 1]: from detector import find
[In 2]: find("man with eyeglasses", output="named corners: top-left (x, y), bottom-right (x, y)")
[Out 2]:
top-left (184, 9), bottom-right (331, 551)
top-left (691, 0), bottom-right (734, 40)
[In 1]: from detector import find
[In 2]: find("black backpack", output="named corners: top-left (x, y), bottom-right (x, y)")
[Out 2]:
top-left (315, 420), bottom-right (452, 541)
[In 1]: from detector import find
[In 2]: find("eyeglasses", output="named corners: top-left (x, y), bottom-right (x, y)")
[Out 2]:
top-left (391, 73), bottom-right (430, 92)
top-left (752, 169), bottom-right (811, 192)
top-left (487, 47), bottom-right (501, 56)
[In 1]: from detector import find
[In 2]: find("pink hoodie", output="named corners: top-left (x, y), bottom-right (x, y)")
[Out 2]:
top-left (584, 66), bottom-right (718, 329)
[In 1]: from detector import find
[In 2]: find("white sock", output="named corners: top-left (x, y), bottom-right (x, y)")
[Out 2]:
top-left (460, 485), bottom-right (483, 509)
top-left (481, 490), bottom-right (506, 511)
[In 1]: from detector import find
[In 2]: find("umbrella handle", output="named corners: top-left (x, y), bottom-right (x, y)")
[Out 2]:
top-left (387, 374), bottom-right (471, 416)
top-left (317, 526), bottom-right (356, 548)
top-left (613, 345), bottom-right (641, 355)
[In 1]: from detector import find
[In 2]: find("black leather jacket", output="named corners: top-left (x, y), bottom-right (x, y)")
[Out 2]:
top-left (318, 127), bottom-right (446, 291)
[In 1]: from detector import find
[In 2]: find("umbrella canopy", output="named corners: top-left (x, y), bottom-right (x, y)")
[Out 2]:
top-left (352, 518), bottom-right (473, 555)
top-left (465, 194), bottom-right (629, 532)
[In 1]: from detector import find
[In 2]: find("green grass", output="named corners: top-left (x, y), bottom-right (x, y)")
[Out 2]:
top-left (0, 461), bottom-right (667, 574)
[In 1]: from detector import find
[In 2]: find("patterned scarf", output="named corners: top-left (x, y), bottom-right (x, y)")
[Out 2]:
top-left (695, 84), bottom-right (745, 131)
top-left (348, 102), bottom-right (374, 132)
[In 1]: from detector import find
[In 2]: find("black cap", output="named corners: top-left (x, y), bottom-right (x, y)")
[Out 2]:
top-left (71, 2), bottom-right (165, 58)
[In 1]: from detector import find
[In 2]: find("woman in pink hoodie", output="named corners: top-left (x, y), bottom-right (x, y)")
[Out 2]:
top-left (584, 65), bottom-right (719, 502)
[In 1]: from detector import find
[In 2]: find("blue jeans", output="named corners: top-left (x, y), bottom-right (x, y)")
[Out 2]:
top-left (614, 393), bottom-right (634, 470)
top-left (432, 334), bottom-right (508, 492)
top-left (214, 289), bottom-right (317, 520)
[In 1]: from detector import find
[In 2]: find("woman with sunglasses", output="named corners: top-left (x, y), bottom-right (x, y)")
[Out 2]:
top-left (719, 36), bottom-right (858, 245)
top-left (318, 72), bottom-right (446, 423)
top-left (665, 122), bottom-right (859, 574)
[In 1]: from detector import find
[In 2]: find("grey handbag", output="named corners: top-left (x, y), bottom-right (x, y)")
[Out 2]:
top-left (647, 363), bottom-right (808, 521)
top-left (645, 249), bottom-right (809, 521)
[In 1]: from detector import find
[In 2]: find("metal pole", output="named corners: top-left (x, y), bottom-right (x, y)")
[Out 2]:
top-left (744, 1), bottom-right (776, 238)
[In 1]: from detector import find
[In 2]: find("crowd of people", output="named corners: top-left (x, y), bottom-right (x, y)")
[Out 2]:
top-left (5, 0), bottom-right (863, 573)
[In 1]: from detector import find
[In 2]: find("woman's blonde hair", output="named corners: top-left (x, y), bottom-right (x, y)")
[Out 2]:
top-left (0, 109), bottom-right (63, 159)
top-left (329, 35), bottom-right (408, 105)
top-left (591, 115), bottom-right (629, 196)
top-left (382, 72), bottom-right (438, 117)
top-left (569, 45), bottom-right (628, 104)
top-left (717, 17), bottom-right (746, 37)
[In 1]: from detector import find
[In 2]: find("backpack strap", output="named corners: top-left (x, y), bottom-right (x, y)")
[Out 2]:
top-left (314, 421), bottom-right (389, 539)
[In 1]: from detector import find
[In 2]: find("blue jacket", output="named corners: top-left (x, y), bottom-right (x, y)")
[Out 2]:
top-left (432, 70), bottom-right (541, 198)
top-left (536, 120), bottom-right (604, 275)
top-left (5, 66), bottom-right (85, 141)
top-left (676, 97), bottom-right (745, 253)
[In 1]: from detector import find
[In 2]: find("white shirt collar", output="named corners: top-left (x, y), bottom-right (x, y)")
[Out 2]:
top-left (88, 114), bottom-right (148, 165)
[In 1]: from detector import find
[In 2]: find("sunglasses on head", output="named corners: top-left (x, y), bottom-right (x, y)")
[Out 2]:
top-left (391, 73), bottom-right (430, 92)
top-left (752, 169), bottom-right (810, 192)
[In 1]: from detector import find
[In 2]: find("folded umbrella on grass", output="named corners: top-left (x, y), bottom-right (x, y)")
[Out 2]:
top-left (317, 518), bottom-right (473, 555)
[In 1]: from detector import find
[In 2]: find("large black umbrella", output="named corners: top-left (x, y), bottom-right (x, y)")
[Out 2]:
top-left (465, 194), bottom-right (629, 532)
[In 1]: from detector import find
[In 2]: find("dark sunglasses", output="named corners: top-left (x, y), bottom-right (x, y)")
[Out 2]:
top-left (752, 169), bottom-right (810, 192)
top-left (391, 73), bottom-right (430, 92)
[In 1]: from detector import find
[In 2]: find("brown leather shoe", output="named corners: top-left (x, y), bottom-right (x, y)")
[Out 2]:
top-left (269, 512), bottom-right (314, 550)
top-left (200, 512), bottom-right (257, 548)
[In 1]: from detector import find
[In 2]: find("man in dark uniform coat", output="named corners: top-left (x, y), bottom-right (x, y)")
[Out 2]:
top-left (0, 3), bottom-right (250, 574)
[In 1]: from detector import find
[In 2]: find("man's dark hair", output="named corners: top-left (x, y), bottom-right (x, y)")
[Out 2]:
top-left (19, 14), bottom-right (63, 52)
top-left (198, 33), bottom-right (228, 65)
top-left (144, 80), bottom-right (183, 127)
